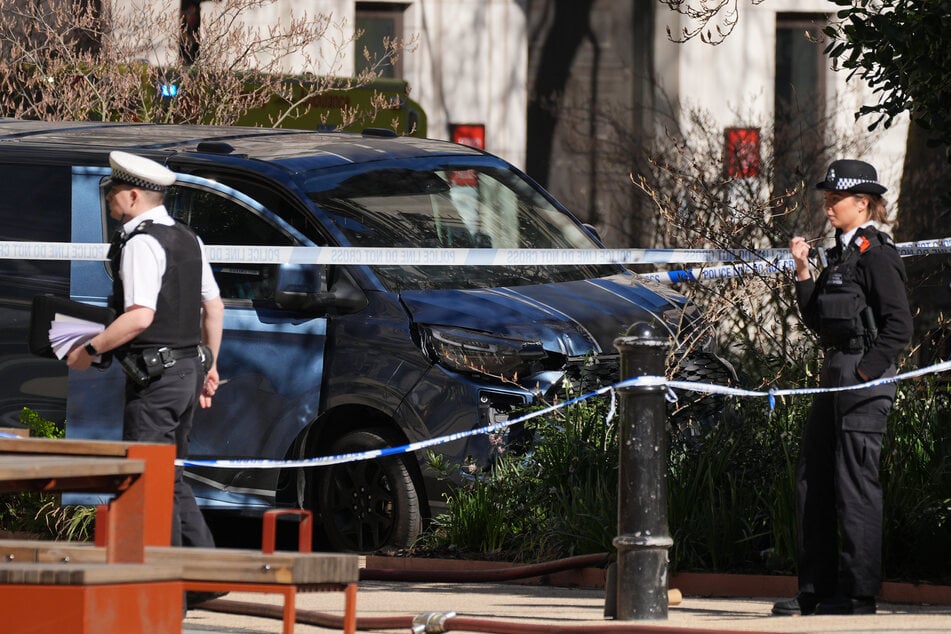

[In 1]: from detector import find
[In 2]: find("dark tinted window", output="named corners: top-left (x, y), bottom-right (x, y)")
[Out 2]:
top-left (165, 185), bottom-right (294, 303)
top-left (355, 2), bottom-right (404, 79)
top-left (0, 163), bottom-right (71, 425)
top-left (307, 160), bottom-right (615, 290)
top-left (0, 164), bottom-right (70, 300)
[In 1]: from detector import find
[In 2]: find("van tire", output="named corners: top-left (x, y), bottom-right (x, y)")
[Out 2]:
top-left (315, 428), bottom-right (422, 553)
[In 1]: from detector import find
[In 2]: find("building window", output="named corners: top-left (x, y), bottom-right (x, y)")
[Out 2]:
top-left (355, 2), bottom-right (406, 79)
top-left (180, 0), bottom-right (201, 65)
top-left (773, 13), bottom-right (827, 206)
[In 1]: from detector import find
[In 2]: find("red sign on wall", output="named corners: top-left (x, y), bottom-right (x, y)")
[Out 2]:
top-left (724, 127), bottom-right (761, 178)
top-left (450, 123), bottom-right (485, 150)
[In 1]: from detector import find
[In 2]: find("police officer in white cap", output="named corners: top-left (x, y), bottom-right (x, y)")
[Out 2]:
top-left (67, 151), bottom-right (224, 560)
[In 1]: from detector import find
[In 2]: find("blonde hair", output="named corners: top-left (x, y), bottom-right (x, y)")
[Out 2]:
top-left (856, 193), bottom-right (889, 224)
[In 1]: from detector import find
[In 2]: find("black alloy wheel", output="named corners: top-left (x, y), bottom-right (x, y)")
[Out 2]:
top-left (315, 428), bottom-right (422, 553)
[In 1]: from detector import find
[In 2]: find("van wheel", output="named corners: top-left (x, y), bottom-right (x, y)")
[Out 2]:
top-left (315, 429), bottom-right (422, 553)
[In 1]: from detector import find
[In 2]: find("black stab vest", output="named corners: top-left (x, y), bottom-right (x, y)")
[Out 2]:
top-left (812, 227), bottom-right (890, 348)
top-left (110, 220), bottom-right (203, 350)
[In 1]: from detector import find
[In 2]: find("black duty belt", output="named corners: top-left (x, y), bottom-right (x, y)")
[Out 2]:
top-left (118, 345), bottom-right (202, 388)
top-left (822, 336), bottom-right (865, 354)
top-left (161, 346), bottom-right (200, 360)
top-left (130, 345), bottom-right (200, 366)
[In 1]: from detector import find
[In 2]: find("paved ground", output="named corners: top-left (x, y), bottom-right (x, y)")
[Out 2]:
top-left (184, 580), bottom-right (951, 633)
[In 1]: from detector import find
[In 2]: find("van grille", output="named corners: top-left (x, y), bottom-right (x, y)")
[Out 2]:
top-left (561, 351), bottom-right (736, 435)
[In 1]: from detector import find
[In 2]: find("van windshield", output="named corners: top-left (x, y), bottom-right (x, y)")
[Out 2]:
top-left (306, 161), bottom-right (616, 290)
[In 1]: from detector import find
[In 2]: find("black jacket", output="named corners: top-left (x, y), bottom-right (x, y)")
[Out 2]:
top-left (795, 226), bottom-right (913, 379)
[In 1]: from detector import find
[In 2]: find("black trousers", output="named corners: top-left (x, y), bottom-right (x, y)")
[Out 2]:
top-left (123, 355), bottom-right (215, 548)
top-left (796, 349), bottom-right (895, 599)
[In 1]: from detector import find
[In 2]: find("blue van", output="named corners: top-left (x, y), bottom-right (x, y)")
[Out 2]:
top-left (0, 119), bottom-right (732, 552)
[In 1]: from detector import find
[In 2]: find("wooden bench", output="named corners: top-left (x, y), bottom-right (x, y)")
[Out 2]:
top-left (0, 438), bottom-right (358, 634)
top-left (0, 436), bottom-right (176, 556)
top-left (0, 437), bottom-right (182, 633)
top-left (0, 510), bottom-right (360, 634)
top-left (0, 562), bottom-right (183, 634)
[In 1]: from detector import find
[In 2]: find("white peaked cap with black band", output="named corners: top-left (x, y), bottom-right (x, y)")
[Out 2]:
top-left (108, 151), bottom-right (176, 192)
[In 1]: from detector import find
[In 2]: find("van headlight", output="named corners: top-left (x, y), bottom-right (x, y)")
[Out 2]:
top-left (419, 325), bottom-right (547, 378)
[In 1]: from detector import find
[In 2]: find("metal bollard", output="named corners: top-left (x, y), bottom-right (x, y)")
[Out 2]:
top-left (611, 322), bottom-right (672, 620)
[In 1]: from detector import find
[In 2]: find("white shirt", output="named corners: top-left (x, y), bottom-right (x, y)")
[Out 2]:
top-left (119, 205), bottom-right (220, 310)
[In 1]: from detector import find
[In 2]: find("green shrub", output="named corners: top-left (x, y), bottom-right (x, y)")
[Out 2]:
top-left (417, 375), bottom-right (951, 584)
top-left (417, 392), bottom-right (618, 562)
top-left (881, 379), bottom-right (951, 583)
top-left (668, 394), bottom-right (804, 574)
top-left (0, 408), bottom-right (95, 540)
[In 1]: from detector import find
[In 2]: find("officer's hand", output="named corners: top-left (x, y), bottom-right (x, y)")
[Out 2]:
top-left (789, 236), bottom-right (812, 281)
top-left (65, 344), bottom-right (93, 371)
top-left (200, 367), bottom-right (219, 408)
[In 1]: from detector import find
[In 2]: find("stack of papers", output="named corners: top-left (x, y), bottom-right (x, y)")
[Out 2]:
top-left (48, 313), bottom-right (105, 361)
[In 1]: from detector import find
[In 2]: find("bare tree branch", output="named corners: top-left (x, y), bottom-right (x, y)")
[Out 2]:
top-left (661, 0), bottom-right (767, 44)
top-left (0, 0), bottom-right (414, 129)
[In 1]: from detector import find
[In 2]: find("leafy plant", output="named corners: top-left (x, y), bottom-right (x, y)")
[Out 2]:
top-left (0, 409), bottom-right (63, 536)
top-left (880, 378), bottom-right (951, 583)
top-left (417, 371), bottom-right (951, 583)
top-left (668, 389), bottom-right (806, 574)
top-left (17, 407), bottom-right (64, 440)
top-left (0, 408), bottom-right (94, 541)
top-left (416, 391), bottom-right (618, 562)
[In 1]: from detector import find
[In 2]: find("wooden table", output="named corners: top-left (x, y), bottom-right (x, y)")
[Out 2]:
top-left (0, 437), bottom-right (182, 634)
top-left (0, 454), bottom-right (144, 493)
top-left (0, 436), bottom-right (176, 560)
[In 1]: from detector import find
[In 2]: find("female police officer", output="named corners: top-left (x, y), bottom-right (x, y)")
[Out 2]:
top-left (772, 160), bottom-right (913, 616)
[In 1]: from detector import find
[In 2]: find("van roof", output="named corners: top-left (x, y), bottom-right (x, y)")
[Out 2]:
top-left (0, 119), bottom-right (483, 169)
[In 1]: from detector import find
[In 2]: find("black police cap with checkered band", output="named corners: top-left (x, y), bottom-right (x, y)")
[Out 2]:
top-left (815, 159), bottom-right (887, 195)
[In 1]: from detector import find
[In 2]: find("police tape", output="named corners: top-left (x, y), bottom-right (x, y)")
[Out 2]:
top-left (175, 358), bottom-right (951, 470)
top-left (0, 241), bottom-right (787, 265)
top-left (2, 236), bottom-right (950, 267)
top-left (640, 259), bottom-right (796, 284)
top-left (641, 239), bottom-right (951, 284)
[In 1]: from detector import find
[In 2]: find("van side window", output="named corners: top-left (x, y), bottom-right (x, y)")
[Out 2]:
top-left (165, 185), bottom-right (293, 303)
top-left (0, 164), bottom-right (70, 301)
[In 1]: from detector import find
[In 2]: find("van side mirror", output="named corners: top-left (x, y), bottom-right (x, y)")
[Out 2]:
top-left (582, 223), bottom-right (603, 245)
top-left (274, 264), bottom-right (332, 312)
top-left (274, 264), bottom-right (367, 314)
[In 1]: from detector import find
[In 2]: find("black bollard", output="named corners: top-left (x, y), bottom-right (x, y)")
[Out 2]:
top-left (611, 322), bottom-right (672, 620)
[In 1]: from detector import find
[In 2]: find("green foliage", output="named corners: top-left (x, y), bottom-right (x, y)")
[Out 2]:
top-left (17, 407), bottom-right (65, 439)
top-left (0, 409), bottom-right (93, 541)
top-left (417, 375), bottom-right (951, 583)
top-left (881, 379), bottom-right (951, 583)
top-left (668, 393), bottom-right (805, 574)
top-left (0, 409), bottom-right (63, 536)
top-left (417, 393), bottom-right (618, 562)
top-left (824, 0), bottom-right (951, 150)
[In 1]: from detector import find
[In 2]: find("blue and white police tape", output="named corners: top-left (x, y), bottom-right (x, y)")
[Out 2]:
top-left (644, 239), bottom-right (951, 284)
top-left (175, 358), bottom-right (951, 470)
top-left (651, 359), bottom-right (951, 411)
top-left (178, 383), bottom-right (620, 469)
top-left (3, 236), bottom-right (951, 267)
top-left (640, 259), bottom-right (798, 284)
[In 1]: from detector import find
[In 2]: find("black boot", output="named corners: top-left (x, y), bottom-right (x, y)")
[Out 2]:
top-left (815, 595), bottom-right (876, 615)
top-left (772, 592), bottom-right (819, 616)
